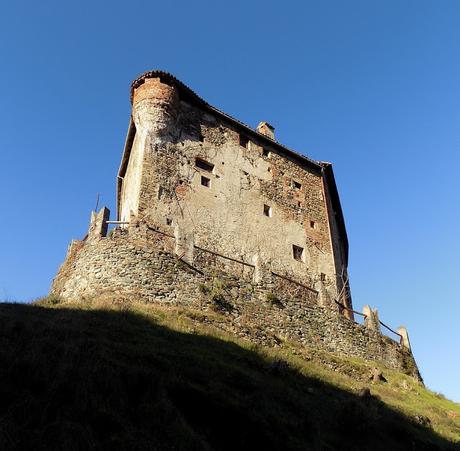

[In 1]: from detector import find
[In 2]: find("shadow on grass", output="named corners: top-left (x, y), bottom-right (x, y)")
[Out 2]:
top-left (0, 302), bottom-right (455, 451)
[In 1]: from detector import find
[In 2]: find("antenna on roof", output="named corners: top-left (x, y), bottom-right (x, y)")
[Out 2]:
top-left (94, 193), bottom-right (100, 212)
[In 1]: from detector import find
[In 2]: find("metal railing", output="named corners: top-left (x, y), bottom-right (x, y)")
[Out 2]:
top-left (138, 225), bottom-right (406, 343)
top-left (271, 271), bottom-right (318, 295)
top-left (334, 300), bottom-right (403, 341)
top-left (334, 299), bottom-right (366, 318)
top-left (194, 245), bottom-right (255, 268)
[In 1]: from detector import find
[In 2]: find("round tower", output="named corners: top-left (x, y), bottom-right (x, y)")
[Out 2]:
top-left (131, 76), bottom-right (180, 143)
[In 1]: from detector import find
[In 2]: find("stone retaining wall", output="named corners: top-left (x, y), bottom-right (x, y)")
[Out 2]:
top-left (51, 223), bottom-right (420, 379)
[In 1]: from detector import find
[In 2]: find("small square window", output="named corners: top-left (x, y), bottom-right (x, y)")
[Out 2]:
top-left (310, 220), bottom-right (316, 229)
top-left (262, 148), bottom-right (270, 157)
top-left (263, 204), bottom-right (272, 217)
top-left (320, 273), bottom-right (327, 282)
top-left (292, 245), bottom-right (304, 262)
top-left (239, 135), bottom-right (249, 148)
top-left (166, 218), bottom-right (172, 226)
top-left (292, 180), bottom-right (302, 190)
top-left (201, 175), bottom-right (211, 187)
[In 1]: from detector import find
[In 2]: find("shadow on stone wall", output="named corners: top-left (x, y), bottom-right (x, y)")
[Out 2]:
top-left (0, 302), bottom-right (455, 450)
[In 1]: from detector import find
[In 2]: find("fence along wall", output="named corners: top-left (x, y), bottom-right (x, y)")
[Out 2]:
top-left (51, 210), bottom-right (421, 380)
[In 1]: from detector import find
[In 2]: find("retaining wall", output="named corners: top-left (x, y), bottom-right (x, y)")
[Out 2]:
top-left (51, 223), bottom-right (420, 379)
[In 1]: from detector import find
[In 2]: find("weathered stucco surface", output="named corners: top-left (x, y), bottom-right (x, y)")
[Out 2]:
top-left (119, 131), bottom-right (144, 224)
top-left (117, 76), bottom-right (349, 308)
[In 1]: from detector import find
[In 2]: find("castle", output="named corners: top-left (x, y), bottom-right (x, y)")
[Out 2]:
top-left (52, 71), bottom-right (420, 379)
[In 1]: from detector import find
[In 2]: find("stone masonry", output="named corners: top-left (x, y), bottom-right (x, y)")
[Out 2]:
top-left (52, 219), bottom-right (419, 378)
top-left (117, 72), bottom-right (351, 312)
top-left (51, 70), bottom-right (420, 379)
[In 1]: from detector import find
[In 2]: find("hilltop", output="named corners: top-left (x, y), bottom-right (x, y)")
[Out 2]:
top-left (0, 296), bottom-right (458, 450)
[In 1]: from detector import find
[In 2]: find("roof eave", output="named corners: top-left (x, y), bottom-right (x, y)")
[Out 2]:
top-left (116, 117), bottom-right (136, 220)
top-left (320, 162), bottom-right (349, 265)
top-left (130, 70), bottom-right (322, 172)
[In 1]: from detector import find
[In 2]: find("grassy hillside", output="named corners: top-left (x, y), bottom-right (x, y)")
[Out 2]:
top-left (0, 297), bottom-right (458, 450)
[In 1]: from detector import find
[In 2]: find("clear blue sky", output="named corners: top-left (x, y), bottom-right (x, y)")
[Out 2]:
top-left (1, 1), bottom-right (459, 401)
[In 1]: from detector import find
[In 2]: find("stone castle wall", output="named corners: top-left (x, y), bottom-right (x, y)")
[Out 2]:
top-left (117, 76), bottom-right (350, 311)
top-left (52, 221), bottom-right (420, 379)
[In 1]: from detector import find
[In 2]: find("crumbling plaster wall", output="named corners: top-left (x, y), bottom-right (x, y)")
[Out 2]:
top-left (121, 78), bottom-right (340, 304)
top-left (119, 132), bottom-right (144, 223)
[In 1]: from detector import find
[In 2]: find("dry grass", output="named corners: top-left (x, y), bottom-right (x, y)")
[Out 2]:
top-left (0, 295), bottom-right (456, 450)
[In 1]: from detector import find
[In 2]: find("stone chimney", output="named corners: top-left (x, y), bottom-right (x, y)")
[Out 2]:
top-left (256, 121), bottom-right (275, 140)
